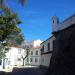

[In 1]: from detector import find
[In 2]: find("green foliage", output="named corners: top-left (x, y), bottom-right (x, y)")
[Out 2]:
top-left (15, 34), bottom-right (24, 45)
top-left (0, 0), bottom-right (26, 8)
top-left (0, 14), bottom-right (24, 58)
top-left (0, 0), bottom-right (25, 59)
top-left (0, 15), bottom-right (22, 41)
top-left (0, 50), bottom-right (5, 59)
top-left (0, 44), bottom-right (6, 59)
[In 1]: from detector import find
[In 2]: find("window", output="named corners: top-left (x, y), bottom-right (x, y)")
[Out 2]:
top-left (41, 45), bottom-right (44, 53)
top-left (17, 58), bottom-right (21, 61)
top-left (36, 51), bottom-right (38, 55)
top-left (0, 60), bottom-right (2, 65)
top-left (27, 58), bottom-right (28, 62)
top-left (53, 20), bottom-right (54, 23)
top-left (53, 40), bottom-right (55, 50)
top-left (48, 43), bottom-right (50, 51)
top-left (31, 51), bottom-right (33, 55)
top-left (57, 19), bottom-right (59, 24)
top-left (35, 58), bottom-right (38, 62)
top-left (30, 58), bottom-right (33, 62)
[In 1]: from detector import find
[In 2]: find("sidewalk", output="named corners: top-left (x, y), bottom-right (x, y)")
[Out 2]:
top-left (0, 65), bottom-right (38, 72)
top-left (0, 67), bottom-right (13, 72)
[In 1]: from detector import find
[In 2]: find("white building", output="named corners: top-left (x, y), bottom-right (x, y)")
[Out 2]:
top-left (52, 14), bottom-right (75, 33)
top-left (40, 14), bottom-right (75, 68)
top-left (25, 40), bottom-right (42, 48)
top-left (25, 40), bottom-right (42, 66)
top-left (0, 47), bottom-right (26, 70)
top-left (25, 47), bottom-right (41, 66)
top-left (40, 36), bottom-right (55, 68)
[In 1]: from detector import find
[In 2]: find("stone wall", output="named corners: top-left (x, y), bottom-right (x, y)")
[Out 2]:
top-left (47, 24), bottom-right (75, 75)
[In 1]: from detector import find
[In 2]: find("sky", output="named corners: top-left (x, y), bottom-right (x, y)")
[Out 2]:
top-left (8, 0), bottom-right (75, 41)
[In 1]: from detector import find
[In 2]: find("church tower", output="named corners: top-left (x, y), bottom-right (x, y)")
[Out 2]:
top-left (52, 16), bottom-right (60, 33)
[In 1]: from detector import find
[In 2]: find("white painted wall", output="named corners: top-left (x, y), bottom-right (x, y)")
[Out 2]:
top-left (33, 40), bottom-right (42, 47)
top-left (52, 16), bottom-right (60, 32)
top-left (41, 54), bottom-right (52, 67)
top-left (61, 15), bottom-right (75, 30)
top-left (41, 36), bottom-right (55, 53)
top-left (41, 36), bottom-right (55, 67)
top-left (25, 48), bottom-right (41, 66)
top-left (0, 47), bottom-right (26, 70)
top-left (52, 14), bottom-right (75, 32)
top-left (25, 40), bottom-right (42, 66)
top-left (25, 40), bottom-right (42, 48)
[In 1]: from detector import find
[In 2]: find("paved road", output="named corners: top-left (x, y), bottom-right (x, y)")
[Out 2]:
top-left (0, 68), bottom-right (47, 75)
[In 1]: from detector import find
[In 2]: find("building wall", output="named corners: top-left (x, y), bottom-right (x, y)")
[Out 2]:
top-left (61, 14), bottom-right (75, 30)
top-left (0, 47), bottom-right (26, 70)
top-left (25, 40), bottom-right (42, 66)
top-left (52, 14), bottom-right (75, 32)
top-left (6, 47), bottom-right (24, 66)
top-left (33, 40), bottom-right (42, 47)
top-left (25, 48), bottom-right (41, 66)
top-left (40, 36), bottom-right (55, 67)
top-left (41, 54), bottom-right (52, 67)
top-left (50, 24), bottom-right (75, 75)
top-left (52, 16), bottom-right (60, 32)
top-left (25, 40), bottom-right (42, 48)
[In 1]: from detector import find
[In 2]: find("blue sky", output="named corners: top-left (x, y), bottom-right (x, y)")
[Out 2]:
top-left (8, 0), bottom-right (75, 41)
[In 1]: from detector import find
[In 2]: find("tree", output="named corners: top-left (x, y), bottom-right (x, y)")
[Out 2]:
top-left (0, 13), bottom-right (24, 68)
top-left (0, 0), bottom-right (26, 68)
top-left (22, 47), bottom-right (30, 66)
top-left (0, 0), bottom-right (26, 43)
top-left (0, 0), bottom-right (26, 44)
top-left (0, 0), bottom-right (26, 7)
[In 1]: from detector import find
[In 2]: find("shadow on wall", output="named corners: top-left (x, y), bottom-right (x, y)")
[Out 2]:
top-left (46, 24), bottom-right (75, 75)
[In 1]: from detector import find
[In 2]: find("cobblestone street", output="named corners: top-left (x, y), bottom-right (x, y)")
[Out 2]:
top-left (0, 68), bottom-right (47, 75)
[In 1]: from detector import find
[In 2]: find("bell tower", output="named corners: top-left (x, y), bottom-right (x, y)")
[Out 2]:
top-left (52, 16), bottom-right (60, 33)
